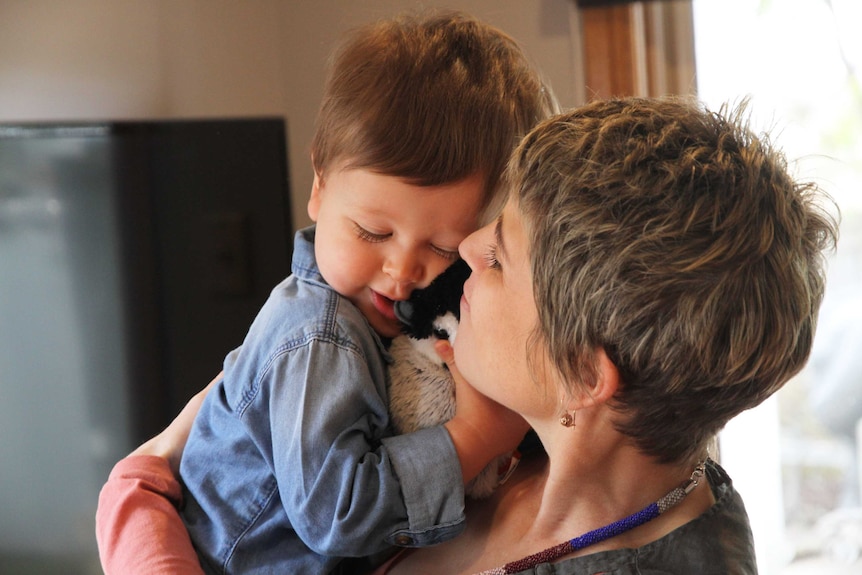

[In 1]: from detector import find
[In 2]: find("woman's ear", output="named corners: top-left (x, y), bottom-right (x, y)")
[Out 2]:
top-left (307, 171), bottom-right (323, 222)
top-left (577, 349), bottom-right (620, 409)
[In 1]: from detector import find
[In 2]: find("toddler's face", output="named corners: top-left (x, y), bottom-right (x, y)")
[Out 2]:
top-left (308, 167), bottom-right (484, 338)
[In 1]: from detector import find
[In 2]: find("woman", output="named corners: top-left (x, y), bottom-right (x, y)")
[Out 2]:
top-left (97, 97), bottom-right (838, 574)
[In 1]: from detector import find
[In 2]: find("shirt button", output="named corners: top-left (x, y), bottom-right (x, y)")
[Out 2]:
top-left (394, 534), bottom-right (414, 546)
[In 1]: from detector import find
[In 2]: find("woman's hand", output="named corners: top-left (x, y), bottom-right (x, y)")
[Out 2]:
top-left (437, 341), bottom-right (529, 484)
top-left (130, 372), bottom-right (221, 477)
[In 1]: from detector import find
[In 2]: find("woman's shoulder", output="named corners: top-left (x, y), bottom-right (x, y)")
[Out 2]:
top-left (638, 461), bottom-right (756, 572)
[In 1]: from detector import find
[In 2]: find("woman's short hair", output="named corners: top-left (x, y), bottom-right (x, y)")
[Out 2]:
top-left (513, 96), bottom-right (839, 463)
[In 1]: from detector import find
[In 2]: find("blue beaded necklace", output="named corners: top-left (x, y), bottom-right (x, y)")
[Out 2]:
top-left (473, 460), bottom-right (707, 575)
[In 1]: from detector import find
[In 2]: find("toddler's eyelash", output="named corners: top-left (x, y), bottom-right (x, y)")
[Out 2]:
top-left (431, 246), bottom-right (460, 261)
top-left (483, 244), bottom-right (501, 270)
top-left (354, 223), bottom-right (388, 242)
top-left (354, 222), bottom-right (458, 260)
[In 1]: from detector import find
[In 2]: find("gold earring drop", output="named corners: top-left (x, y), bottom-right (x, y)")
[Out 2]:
top-left (560, 411), bottom-right (576, 428)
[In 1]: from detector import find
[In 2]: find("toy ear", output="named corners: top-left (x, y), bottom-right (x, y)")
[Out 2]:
top-left (395, 259), bottom-right (471, 338)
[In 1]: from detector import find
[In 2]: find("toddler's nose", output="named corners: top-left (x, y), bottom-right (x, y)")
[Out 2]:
top-left (384, 252), bottom-right (423, 291)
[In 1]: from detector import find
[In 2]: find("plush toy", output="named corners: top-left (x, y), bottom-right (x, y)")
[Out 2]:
top-left (388, 259), bottom-right (518, 498)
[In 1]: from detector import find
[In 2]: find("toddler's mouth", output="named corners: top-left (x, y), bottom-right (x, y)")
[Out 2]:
top-left (371, 290), bottom-right (398, 321)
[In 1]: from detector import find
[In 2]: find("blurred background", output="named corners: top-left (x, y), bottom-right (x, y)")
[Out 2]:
top-left (0, 1), bottom-right (858, 573)
top-left (694, 1), bottom-right (862, 573)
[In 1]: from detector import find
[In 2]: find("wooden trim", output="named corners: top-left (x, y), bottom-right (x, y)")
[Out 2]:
top-left (576, 0), bottom-right (660, 6)
top-left (580, 4), bottom-right (641, 99)
top-left (577, 0), bottom-right (696, 100)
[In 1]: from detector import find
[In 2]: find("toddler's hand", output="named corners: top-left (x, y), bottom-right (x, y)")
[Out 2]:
top-left (437, 341), bottom-right (529, 484)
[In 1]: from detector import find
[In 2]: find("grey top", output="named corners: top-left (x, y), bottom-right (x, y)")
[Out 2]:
top-left (514, 459), bottom-right (757, 575)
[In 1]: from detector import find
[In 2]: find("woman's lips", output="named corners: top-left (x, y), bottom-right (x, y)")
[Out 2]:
top-left (371, 290), bottom-right (398, 321)
top-left (460, 278), bottom-right (471, 313)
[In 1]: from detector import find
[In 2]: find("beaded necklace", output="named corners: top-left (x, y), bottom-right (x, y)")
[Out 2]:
top-left (472, 460), bottom-right (707, 575)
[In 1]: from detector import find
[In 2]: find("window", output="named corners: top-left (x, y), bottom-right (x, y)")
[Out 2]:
top-left (693, 2), bottom-right (861, 573)
top-left (576, 1), bottom-right (860, 572)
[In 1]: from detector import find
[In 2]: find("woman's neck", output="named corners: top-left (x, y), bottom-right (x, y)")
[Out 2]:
top-left (511, 417), bottom-right (714, 555)
top-left (383, 421), bottom-right (715, 575)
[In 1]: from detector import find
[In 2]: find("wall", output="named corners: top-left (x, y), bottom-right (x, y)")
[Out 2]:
top-left (0, 4), bottom-right (581, 570)
top-left (0, 0), bottom-right (583, 231)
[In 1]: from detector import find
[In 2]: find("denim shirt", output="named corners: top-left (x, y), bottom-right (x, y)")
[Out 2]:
top-left (180, 227), bottom-right (466, 575)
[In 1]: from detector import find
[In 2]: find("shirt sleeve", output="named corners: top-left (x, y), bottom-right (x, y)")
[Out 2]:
top-left (95, 455), bottom-right (204, 575)
top-left (380, 426), bottom-right (466, 546)
top-left (245, 337), bottom-right (465, 556)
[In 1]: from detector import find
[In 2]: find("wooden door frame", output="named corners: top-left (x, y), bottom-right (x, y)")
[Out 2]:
top-left (575, 0), bottom-right (697, 100)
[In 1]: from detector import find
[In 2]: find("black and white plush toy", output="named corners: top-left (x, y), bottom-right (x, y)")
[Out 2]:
top-left (388, 259), bottom-right (517, 498)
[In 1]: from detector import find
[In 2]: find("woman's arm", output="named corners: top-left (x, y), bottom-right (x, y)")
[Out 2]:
top-left (95, 375), bottom-right (218, 575)
top-left (96, 455), bottom-right (204, 575)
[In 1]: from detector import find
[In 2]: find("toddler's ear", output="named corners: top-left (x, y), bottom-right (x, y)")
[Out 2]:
top-left (307, 171), bottom-right (323, 222)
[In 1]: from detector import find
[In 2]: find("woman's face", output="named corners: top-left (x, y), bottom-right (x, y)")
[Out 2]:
top-left (455, 199), bottom-right (550, 417)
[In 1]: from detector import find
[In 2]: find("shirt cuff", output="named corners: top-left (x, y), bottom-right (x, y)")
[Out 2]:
top-left (381, 426), bottom-right (465, 547)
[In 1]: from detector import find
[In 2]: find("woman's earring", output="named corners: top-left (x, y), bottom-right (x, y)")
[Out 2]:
top-left (560, 410), bottom-right (576, 428)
